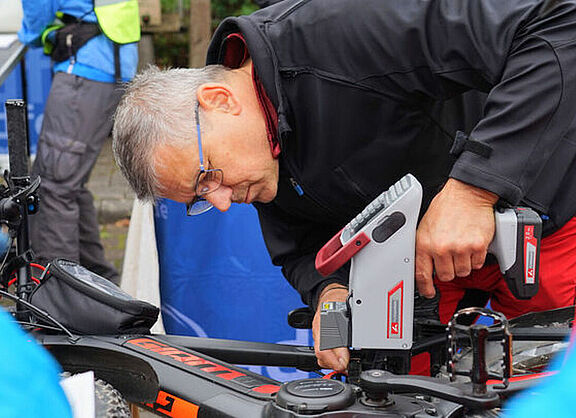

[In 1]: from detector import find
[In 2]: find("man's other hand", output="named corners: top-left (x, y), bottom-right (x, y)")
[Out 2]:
top-left (312, 284), bottom-right (350, 372)
top-left (415, 178), bottom-right (499, 298)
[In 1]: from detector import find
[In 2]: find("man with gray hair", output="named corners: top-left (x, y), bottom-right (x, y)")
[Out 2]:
top-left (113, 0), bottom-right (576, 372)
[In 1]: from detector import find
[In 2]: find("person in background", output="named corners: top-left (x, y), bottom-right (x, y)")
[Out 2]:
top-left (18, 0), bottom-right (140, 284)
top-left (112, 0), bottom-right (576, 371)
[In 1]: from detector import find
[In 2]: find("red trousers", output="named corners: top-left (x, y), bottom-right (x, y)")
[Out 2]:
top-left (436, 217), bottom-right (576, 323)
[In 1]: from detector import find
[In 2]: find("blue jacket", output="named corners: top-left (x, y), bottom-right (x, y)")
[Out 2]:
top-left (505, 337), bottom-right (574, 417)
top-left (0, 308), bottom-right (72, 417)
top-left (18, 0), bottom-right (138, 82)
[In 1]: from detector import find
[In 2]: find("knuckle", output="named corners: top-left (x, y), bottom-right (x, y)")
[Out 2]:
top-left (434, 242), bottom-right (456, 257)
top-left (455, 268), bottom-right (471, 278)
top-left (469, 241), bottom-right (487, 254)
top-left (436, 271), bottom-right (454, 282)
top-left (472, 261), bottom-right (484, 269)
top-left (415, 238), bottom-right (430, 252)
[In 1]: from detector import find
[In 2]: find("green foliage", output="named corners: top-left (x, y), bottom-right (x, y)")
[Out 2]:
top-left (160, 0), bottom-right (190, 13)
top-left (153, 32), bottom-right (190, 68)
top-left (155, 0), bottom-right (259, 67)
top-left (211, 0), bottom-right (259, 29)
top-left (159, 0), bottom-right (258, 29)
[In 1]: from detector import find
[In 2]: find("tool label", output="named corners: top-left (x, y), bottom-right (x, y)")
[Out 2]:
top-left (524, 225), bottom-right (537, 284)
top-left (387, 281), bottom-right (404, 339)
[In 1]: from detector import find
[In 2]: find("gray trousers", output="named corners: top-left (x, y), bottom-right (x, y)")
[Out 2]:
top-left (30, 73), bottom-right (121, 284)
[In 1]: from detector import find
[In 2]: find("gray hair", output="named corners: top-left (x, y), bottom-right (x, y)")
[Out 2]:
top-left (112, 65), bottom-right (233, 201)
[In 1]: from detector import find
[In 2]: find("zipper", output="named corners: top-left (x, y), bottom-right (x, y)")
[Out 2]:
top-left (275, 0), bottom-right (308, 21)
top-left (289, 177), bottom-right (304, 196)
top-left (281, 67), bottom-right (392, 100)
top-left (284, 161), bottom-right (342, 220)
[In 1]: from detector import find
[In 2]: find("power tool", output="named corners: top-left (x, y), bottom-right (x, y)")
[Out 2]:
top-left (314, 174), bottom-right (541, 370)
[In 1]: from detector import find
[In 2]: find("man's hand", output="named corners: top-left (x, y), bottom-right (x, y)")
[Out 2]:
top-left (312, 284), bottom-right (350, 372)
top-left (416, 178), bottom-right (499, 298)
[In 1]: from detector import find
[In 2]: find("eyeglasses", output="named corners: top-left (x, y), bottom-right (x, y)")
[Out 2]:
top-left (186, 103), bottom-right (223, 216)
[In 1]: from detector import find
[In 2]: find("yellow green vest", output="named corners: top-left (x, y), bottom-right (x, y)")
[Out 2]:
top-left (94, 0), bottom-right (140, 44)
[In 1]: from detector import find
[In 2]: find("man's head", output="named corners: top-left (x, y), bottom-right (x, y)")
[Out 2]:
top-left (112, 65), bottom-right (279, 212)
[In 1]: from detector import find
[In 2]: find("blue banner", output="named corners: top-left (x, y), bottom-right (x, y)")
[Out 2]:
top-left (0, 47), bottom-right (52, 155)
top-left (154, 199), bottom-right (314, 381)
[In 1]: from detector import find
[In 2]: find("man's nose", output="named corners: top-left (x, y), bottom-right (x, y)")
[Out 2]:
top-left (205, 186), bottom-right (233, 212)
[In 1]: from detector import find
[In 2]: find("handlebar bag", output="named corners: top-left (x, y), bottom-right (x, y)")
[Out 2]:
top-left (30, 258), bottom-right (159, 335)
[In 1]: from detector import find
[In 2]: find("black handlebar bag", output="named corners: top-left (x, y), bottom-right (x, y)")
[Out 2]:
top-left (30, 259), bottom-right (159, 335)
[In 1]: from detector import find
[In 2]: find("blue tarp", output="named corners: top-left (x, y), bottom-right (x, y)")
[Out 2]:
top-left (154, 199), bottom-right (314, 381)
top-left (0, 47), bottom-right (52, 155)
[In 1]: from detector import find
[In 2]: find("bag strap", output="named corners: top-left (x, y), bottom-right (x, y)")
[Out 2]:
top-left (114, 43), bottom-right (121, 84)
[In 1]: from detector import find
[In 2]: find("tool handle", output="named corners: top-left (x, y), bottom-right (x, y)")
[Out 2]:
top-left (315, 230), bottom-right (370, 276)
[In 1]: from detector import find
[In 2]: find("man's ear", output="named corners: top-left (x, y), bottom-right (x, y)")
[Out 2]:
top-left (197, 84), bottom-right (242, 115)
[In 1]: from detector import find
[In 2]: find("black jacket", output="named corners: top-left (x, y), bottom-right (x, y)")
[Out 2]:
top-left (207, 0), bottom-right (576, 307)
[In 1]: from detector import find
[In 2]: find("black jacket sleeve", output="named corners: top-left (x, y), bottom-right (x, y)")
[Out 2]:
top-left (450, 33), bottom-right (576, 207)
top-left (354, 0), bottom-right (576, 208)
top-left (341, 0), bottom-right (576, 216)
top-left (382, 0), bottom-right (576, 209)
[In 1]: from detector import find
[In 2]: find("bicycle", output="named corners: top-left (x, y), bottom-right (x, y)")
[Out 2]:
top-left (1, 99), bottom-right (572, 417)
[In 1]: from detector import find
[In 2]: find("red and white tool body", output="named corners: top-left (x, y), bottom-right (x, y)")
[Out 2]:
top-left (315, 174), bottom-right (542, 352)
top-left (316, 174), bottom-right (422, 350)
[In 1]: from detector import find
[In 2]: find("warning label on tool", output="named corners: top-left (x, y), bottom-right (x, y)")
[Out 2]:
top-left (387, 281), bottom-right (403, 339)
top-left (524, 225), bottom-right (537, 284)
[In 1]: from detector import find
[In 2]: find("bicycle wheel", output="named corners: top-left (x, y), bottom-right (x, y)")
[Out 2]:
top-left (94, 377), bottom-right (132, 418)
top-left (62, 373), bottom-right (132, 418)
